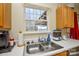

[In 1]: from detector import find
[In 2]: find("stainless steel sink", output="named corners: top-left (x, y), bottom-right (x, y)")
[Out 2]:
top-left (41, 42), bottom-right (63, 52)
top-left (25, 42), bottom-right (63, 54)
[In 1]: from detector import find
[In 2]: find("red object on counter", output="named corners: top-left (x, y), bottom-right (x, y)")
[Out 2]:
top-left (70, 12), bottom-right (79, 40)
top-left (8, 35), bottom-right (15, 46)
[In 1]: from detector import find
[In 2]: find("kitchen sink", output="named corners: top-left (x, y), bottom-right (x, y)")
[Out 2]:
top-left (25, 42), bottom-right (63, 54)
top-left (41, 42), bottom-right (63, 52)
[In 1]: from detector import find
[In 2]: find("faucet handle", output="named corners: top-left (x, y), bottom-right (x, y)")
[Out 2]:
top-left (27, 41), bottom-right (30, 45)
top-left (31, 41), bottom-right (34, 43)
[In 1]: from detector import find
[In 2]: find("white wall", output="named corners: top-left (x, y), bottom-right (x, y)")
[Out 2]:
top-left (48, 4), bottom-right (59, 31)
top-left (10, 3), bottom-right (26, 42)
top-left (10, 3), bottom-right (59, 45)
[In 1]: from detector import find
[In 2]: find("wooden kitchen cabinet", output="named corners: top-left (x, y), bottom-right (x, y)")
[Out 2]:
top-left (67, 7), bottom-right (74, 28)
top-left (0, 3), bottom-right (11, 30)
top-left (56, 6), bottom-right (64, 29)
top-left (70, 8), bottom-right (74, 27)
top-left (53, 51), bottom-right (69, 56)
top-left (0, 4), bottom-right (3, 27)
top-left (56, 5), bottom-right (74, 29)
top-left (3, 3), bottom-right (11, 29)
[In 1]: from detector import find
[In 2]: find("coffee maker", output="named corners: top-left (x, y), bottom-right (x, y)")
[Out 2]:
top-left (0, 30), bottom-right (9, 49)
top-left (53, 29), bottom-right (63, 41)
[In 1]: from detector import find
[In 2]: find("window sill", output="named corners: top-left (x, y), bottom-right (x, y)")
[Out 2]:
top-left (20, 31), bottom-right (50, 35)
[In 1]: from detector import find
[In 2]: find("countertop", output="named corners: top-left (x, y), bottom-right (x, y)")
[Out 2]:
top-left (0, 45), bottom-right (24, 56)
top-left (0, 39), bottom-right (79, 56)
top-left (25, 39), bottom-right (79, 56)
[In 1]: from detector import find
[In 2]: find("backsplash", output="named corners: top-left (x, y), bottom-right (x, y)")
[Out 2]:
top-left (18, 33), bottom-right (48, 46)
top-left (23, 34), bottom-right (48, 42)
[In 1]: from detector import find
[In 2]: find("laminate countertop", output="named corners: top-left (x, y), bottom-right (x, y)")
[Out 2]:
top-left (0, 39), bottom-right (79, 56)
top-left (25, 39), bottom-right (79, 56)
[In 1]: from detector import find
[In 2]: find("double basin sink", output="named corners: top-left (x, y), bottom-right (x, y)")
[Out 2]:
top-left (25, 42), bottom-right (63, 54)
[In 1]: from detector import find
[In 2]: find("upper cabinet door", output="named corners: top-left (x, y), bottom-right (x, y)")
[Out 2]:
top-left (56, 7), bottom-right (60, 29)
top-left (67, 7), bottom-right (71, 28)
top-left (56, 5), bottom-right (74, 29)
top-left (3, 3), bottom-right (11, 29)
top-left (0, 4), bottom-right (3, 27)
top-left (56, 6), bottom-right (64, 29)
top-left (67, 7), bottom-right (74, 28)
top-left (70, 9), bottom-right (74, 27)
top-left (62, 5), bottom-right (68, 28)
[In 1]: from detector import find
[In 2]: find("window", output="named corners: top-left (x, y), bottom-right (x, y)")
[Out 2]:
top-left (25, 7), bottom-right (48, 31)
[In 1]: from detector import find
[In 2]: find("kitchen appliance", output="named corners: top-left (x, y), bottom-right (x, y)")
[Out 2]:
top-left (0, 30), bottom-right (9, 49)
top-left (0, 30), bottom-right (15, 54)
top-left (53, 29), bottom-right (63, 41)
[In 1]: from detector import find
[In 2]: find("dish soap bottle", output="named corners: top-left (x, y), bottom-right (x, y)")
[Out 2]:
top-left (47, 33), bottom-right (51, 47)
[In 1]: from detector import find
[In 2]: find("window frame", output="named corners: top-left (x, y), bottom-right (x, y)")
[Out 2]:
top-left (24, 4), bottom-right (49, 32)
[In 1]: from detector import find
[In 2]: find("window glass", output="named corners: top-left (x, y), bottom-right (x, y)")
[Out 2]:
top-left (25, 7), bottom-right (48, 31)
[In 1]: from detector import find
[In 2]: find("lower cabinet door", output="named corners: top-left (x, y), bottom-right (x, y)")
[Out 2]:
top-left (51, 51), bottom-right (69, 56)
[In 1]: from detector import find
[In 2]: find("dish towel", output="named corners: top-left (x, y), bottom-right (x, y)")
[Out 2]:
top-left (70, 12), bottom-right (79, 40)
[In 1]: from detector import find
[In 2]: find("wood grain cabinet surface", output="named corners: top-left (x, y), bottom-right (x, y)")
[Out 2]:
top-left (56, 5), bottom-right (74, 29)
top-left (0, 4), bottom-right (3, 27)
top-left (0, 3), bottom-right (11, 30)
top-left (52, 51), bottom-right (69, 56)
